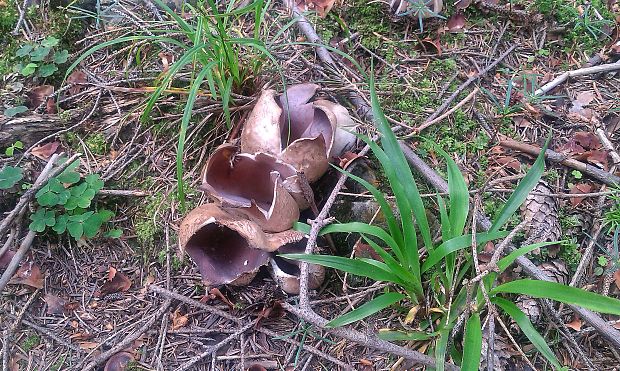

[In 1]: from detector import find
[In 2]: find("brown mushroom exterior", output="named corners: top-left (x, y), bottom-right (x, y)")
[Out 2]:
top-left (240, 84), bottom-right (338, 183)
top-left (201, 144), bottom-right (300, 232)
top-left (179, 204), bottom-right (305, 286)
top-left (313, 99), bottom-right (358, 158)
top-left (269, 238), bottom-right (326, 295)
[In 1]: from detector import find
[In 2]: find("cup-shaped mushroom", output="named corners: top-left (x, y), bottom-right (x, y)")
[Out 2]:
top-left (241, 84), bottom-right (355, 182)
top-left (179, 204), bottom-right (305, 286)
top-left (201, 144), bottom-right (300, 232)
top-left (269, 238), bottom-right (326, 295)
top-left (313, 99), bottom-right (358, 157)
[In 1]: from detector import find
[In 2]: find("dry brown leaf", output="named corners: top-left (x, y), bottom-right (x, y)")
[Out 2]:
top-left (295, 0), bottom-right (335, 17)
top-left (570, 183), bottom-right (593, 206)
top-left (417, 37), bottom-right (442, 55)
top-left (170, 307), bottom-right (189, 330)
top-left (455, 0), bottom-right (472, 9)
top-left (27, 85), bottom-right (54, 109)
top-left (67, 70), bottom-right (88, 96)
top-left (78, 341), bottom-right (100, 350)
top-left (9, 257), bottom-right (44, 289)
top-left (353, 241), bottom-right (382, 261)
top-left (31, 142), bottom-right (60, 160)
top-left (575, 91), bottom-right (595, 106)
top-left (614, 269), bottom-right (620, 290)
top-left (566, 316), bottom-right (583, 331)
top-left (99, 267), bottom-right (131, 296)
top-left (70, 332), bottom-right (94, 340)
top-left (44, 294), bottom-right (67, 315)
top-left (0, 250), bottom-right (15, 269)
top-left (208, 287), bottom-right (234, 309)
top-left (446, 13), bottom-right (466, 32)
top-left (158, 52), bottom-right (174, 74)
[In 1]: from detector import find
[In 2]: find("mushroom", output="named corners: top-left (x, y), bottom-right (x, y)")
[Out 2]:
top-left (201, 144), bottom-right (301, 232)
top-left (179, 204), bottom-right (304, 286)
top-left (241, 84), bottom-right (357, 182)
top-left (269, 238), bottom-right (326, 295)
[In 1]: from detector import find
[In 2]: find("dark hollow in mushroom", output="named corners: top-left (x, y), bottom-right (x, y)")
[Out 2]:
top-left (184, 223), bottom-right (269, 286)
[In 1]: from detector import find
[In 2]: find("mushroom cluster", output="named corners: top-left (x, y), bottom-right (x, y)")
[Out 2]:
top-left (179, 84), bottom-right (358, 294)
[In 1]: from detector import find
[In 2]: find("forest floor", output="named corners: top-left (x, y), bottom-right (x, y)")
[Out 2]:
top-left (1, 0), bottom-right (620, 370)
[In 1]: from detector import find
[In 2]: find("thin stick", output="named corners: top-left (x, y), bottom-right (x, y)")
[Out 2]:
top-left (149, 285), bottom-right (239, 322)
top-left (80, 299), bottom-right (172, 371)
top-left (174, 320), bottom-right (256, 371)
top-left (0, 230), bottom-right (36, 293)
top-left (97, 189), bottom-right (149, 197)
top-left (499, 136), bottom-right (620, 186)
top-left (282, 302), bottom-right (458, 370)
top-left (534, 60), bottom-right (620, 96)
top-left (415, 88), bottom-right (479, 133)
top-left (423, 46), bottom-right (516, 123)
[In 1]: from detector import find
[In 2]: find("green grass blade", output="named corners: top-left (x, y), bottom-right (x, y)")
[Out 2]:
top-left (490, 138), bottom-right (549, 233)
top-left (325, 292), bottom-right (405, 328)
top-left (422, 231), bottom-right (509, 273)
top-left (492, 279), bottom-right (620, 315)
top-left (332, 164), bottom-right (403, 246)
top-left (320, 222), bottom-right (404, 263)
top-left (492, 297), bottom-right (562, 369)
top-left (176, 66), bottom-right (211, 207)
top-left (369, 75), bottom-right (433, 251)
top-left (436, 147), bottom-right (469, 237)
top-left (497, 241), bottom-right (559, 272)
top-left (281, 254), bottom-right (404, 285)
top-left (434, 327), bottom-right (450, 371)
top-left (378, 329), bottom-right (435, 341)
top-left (361, 236), bottom-right (418, 287)
top-left (151, 0), bottom-right (194, 34)
top-left (437, 194), bottom-right (452, 241)
top-left (461, 313), bottom-right (482, 371)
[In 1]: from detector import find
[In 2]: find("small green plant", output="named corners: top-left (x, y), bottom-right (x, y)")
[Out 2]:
top-left (0, 165), bottom-right (24, 189)
top-left (397, 0), bottom-right (445, 32)
top-left (3, 106), bottom-right (28, 118)
top-left (20, 334), bottom-right (40, 352)
top-left (285, 75), bottom-right (620, 370)
top-left (66, 0), bottom-right (275, 207)
top-left (29, 161), bottom-right (116, 239)
top-left (4, 141), bottom-right (24, 156)
top-left (14, 36), bottom-right (69, 78)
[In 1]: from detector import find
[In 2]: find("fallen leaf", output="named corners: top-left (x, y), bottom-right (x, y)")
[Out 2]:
top-left (354, 241), bottom-right (382, 261)
top-left (26, 85), bottom-right (54, 109)
top-left (78, 341), bottom-right (100, 350)
top-left (566, 316), bottom-right (582, 331)
top-left (158, 52), bottom-right (173, 74)
top-left (9, 257), bottom-right (44, 289)
top-left (569, 183), bottom-right (593, 206)
top-left (99, 267), bottom-right (131, 296)
top-left (614, 269), bottom-right (620, 290)
top-left (295, 0), bottom-right (335, 17)
top-left (446, 13), bottom-right (466, 32)
top-left (575, 91), bottom-right (595, 106)
top-left (44, 294), bottom-right (67, 315)
top-left (31, 142), bottom-right (60, 160)
top-left (170, 307), bottom-right (189, 330)
top-left (209, 287), bottom-right (234, 309)
top-left (104, 352), bottom-right (135, 371)
top-left (417, 37), bottom-right (442, 55)
top-left (404, 305), bottom-right (420, 325)
top-left (70, 332), bottom-right (94, 341)
top-left (66, 70), bottom-right (88, 96)
top-left (0, 250), bottom-right (15, 269)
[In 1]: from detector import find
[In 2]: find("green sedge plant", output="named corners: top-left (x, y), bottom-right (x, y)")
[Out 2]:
top-left (284, 75), bottom-right (620, 370)
top-left (64, 0), bottom-right (276, 208)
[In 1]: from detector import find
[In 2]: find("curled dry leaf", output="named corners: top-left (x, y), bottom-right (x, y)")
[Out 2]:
top-left (179, 204), bottom-right (304, 287)
top-left (26, 85), bottom-right (54, 110)
top-left (104, 351), bottom-right (135, 371)
top-left (31, 141), bottom-right (60, 160)
top-left (66, 70), bottom-right (88, 96)
top-left (241, 84), bottom-right (357, 183)
top-left (295, 0), bottom-right (335, 17)
top-left (170, 307), bottom-right (189, 330)
top-left (201, 143), bottom-right (301, 231)
top-left (9, 256), bottom-right (44, 289)
top-left (569, 183), bottom-right (593, 207)
top-left (100, 267), bottom-right (131, 296)
top-left (208, 287), bottom-right (234, 309)
top-left (566, 316), bottom-right (583, 331)
top-left (446, 13), bottom-right (466, 32)
top-left (269, 237), bottom-right (325, 295)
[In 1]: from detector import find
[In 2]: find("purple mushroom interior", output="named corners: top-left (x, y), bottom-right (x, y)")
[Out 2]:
top-left (273, 238), bottom-right (308, 276)
top-left (278, 95), bottom-right (332, 150)
top-left (206, 153), bottom-right (276, 211)
top-left (185, 223), bottom-right (269, 285)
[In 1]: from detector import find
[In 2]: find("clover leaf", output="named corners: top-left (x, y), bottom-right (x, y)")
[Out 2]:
top-left (21, 63), bottom-right (37, 76)
top-left (56, 160), bottom-right (80, 184)
top-left (36, 178), bottom-right (70, 206)
top-left (38, 64), bottom-right (58, 78)
top-left (29, 46), bottom-right (51, 62)
top-left (66, 211), bottom-right (94, 239)
top-left (16, 44), bottom-right (33, 57)
top-left (83, 212), bottom-right (105, 238)
top-left (0, 166), bottom-right (24, 189)
top-left (53, 214), bottom-right (68, 234)
top-left (29, 209), bottom-right (56, 232)
top-left (41, 36), bottom-right (59, 48)
top-left (105, 228), bottom-right (123, 238)
top-left (53, 49), bottom-right (69, 64)
top-left (84, 174), bottom-right (104, 191)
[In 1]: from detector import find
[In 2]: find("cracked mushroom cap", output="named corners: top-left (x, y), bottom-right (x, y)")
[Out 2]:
top-left (179, 204), bottom-right (305, 286)
top-left (201, 144), bottom-right (300, 232)
top-left (269, 238), bottom-right (326, 295)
